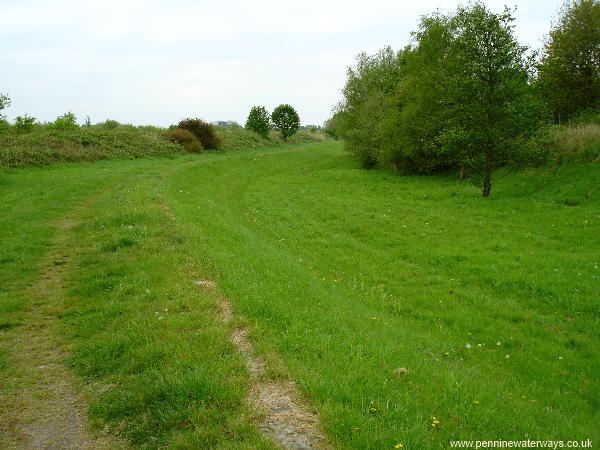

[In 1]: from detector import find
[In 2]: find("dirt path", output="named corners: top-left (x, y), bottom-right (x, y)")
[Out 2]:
top-left (217, 295), bottom-right (330, 450)
top-left (0, 218), bottom-right (126, 449)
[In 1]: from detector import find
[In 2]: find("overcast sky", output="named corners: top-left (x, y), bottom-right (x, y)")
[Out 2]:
top-left (1, 0), bottom-right (561, 127)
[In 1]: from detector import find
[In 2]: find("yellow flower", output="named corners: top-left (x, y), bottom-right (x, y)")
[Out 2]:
top-left (394, 443), bottom-right (405, 449)
top-left (473, 400), bottom-right (480, 406)
top-left (431, 416), bottom-right (441, 429)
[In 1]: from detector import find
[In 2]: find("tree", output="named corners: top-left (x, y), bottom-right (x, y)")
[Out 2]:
top-left (245, 106), bottom-right (271, 137)
top-left (0, 93), bottom-right (10, 120)
top-left (444, 3), bottom-right (544, 196)
top-left (394, 15), bottom-right (455, 173)
top-left (536, 0), bottom-right (600, 122)
top-left (271, 104), bottom-right (300, 140)
top-left (335, 47), bottom-right (406, 168)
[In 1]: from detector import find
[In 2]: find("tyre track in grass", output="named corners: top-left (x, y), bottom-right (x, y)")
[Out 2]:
top-left (156, 159), bottom-right (331, 449)
top-left (190, 279), bottom-right (330, 450)
top-left (0, 211), bottom-right (127, 449)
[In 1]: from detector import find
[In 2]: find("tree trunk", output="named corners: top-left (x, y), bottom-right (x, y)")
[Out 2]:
top-left (482, 151), bottom-right (492, 197)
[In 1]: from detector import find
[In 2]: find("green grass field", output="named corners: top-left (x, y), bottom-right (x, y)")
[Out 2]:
top-left (1, 141), bottom-right (598, 448)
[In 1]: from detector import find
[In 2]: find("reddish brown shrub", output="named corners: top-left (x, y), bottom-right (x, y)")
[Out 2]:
top-left (165, 128), bottom-right (204, 153)
top-left (177, 118), bottom-right (222, 149)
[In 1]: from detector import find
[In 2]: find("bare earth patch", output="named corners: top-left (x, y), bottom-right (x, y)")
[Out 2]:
top-left (218, 297), bottom-right (330, 449)
top-left (0, 219), bottom-right (126, 449)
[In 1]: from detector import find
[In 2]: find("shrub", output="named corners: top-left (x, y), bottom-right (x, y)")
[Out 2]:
top-left (0, 119), bottom-right (9, 134)
top-left (14, 114), bottom-right (38, 134)
top-left (165, 128), bottom-right (204, 153)
top-left (102, 119), bottom-right (121, 130)
top-left (271, 104), bottom-right (300, 140)
top-left (51, 112), bottom-right (79, 130)
top-left (178, 118), bottom-right (221, 149)
top-left (245, 106), bottom-right (271, 138)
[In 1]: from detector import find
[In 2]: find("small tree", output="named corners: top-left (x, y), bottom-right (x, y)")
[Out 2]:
top-left (0, 93), bottom-right (10, 120)
top-left (245, 106), bottom-right (271, 137)
top-left (271, 104), bottom-right (300, 140)
top-left (445, 3), bottom-right (544, 197)
top-left (536, 0), bottom-right (600, 122)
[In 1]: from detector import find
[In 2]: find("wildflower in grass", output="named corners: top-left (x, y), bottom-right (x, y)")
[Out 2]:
top-left (443, 352), bottom-right (450, 357)
top-left (477, 343), bottom-right (482, 347)
top-left (394, 443), bottom-right (405, 449)
top-left (431, 416), bottom-right (441, 429)
top-left (506, 354), bottom-right (510, 359)
top-left (465, 343), bottom-right (472, 349)
top-left (497, 341), bottom-right (501, 346)
top-left (473, 400), bottom-right (480, 406)
top-left (368, 401), bottom-right (380, 414)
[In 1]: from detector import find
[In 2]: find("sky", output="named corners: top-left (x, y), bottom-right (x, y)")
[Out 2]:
top-left (1, 0), bottom-right (562, 127)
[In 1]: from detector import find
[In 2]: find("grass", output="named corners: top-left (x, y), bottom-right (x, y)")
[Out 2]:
top-left (1, 141), bottom-right (598, 448)
top-left (0, 158), bottom-right (274, 448)
top-left (529, 121), bottom-right (600, 166)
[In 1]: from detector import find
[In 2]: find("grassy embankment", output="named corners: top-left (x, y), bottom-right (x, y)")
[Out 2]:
top-left (0, 140), bottom-right (598, 448)
top-left (0, 122), bottom-right (324, 168)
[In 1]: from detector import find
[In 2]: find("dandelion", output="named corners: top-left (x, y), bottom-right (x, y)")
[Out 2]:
top-left (394, 443), bottom-right (405, 449)
top-left (431, 416), bottom-right (441, 429)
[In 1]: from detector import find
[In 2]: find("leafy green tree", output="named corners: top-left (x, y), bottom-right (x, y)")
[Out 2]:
top-left (394, 15), bottom-right (455, 173)
top-left (335, 47), bottom-right (405, 167)
top-left (245, 106), bottom-right (271, 137)
top-left (444, 3), bottom-right (544, 196)
top-left (271, 104), bottom-right (300, 140)
top-left (537, 0), bottom-right (600, 122)
top-left (0, 93), bottom-right (10, 120)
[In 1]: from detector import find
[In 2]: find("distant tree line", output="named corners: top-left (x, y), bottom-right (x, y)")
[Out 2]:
top-left (327, 0), bottom-right (600, 196)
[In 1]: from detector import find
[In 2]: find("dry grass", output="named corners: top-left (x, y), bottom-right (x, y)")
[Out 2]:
top-left (556, 123), bottom-right (600, 157)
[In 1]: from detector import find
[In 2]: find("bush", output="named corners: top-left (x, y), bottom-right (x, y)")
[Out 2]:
top-left (178, 118), bottom-right (221, 149)
top-left (245, 106), bottom-right (271, 138)
top-left (165, 128), bottom-right (204, 153)
top-left (271, 104), bottom-right (300, 140)
top-left (50, 112), bottom-right (79, 130)
top-left (102, 119), bottom-right (121, 130)
top-left (0, 119), bottom-right (9, 134)
top-left (14, 114), bottom-right (38, 134)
